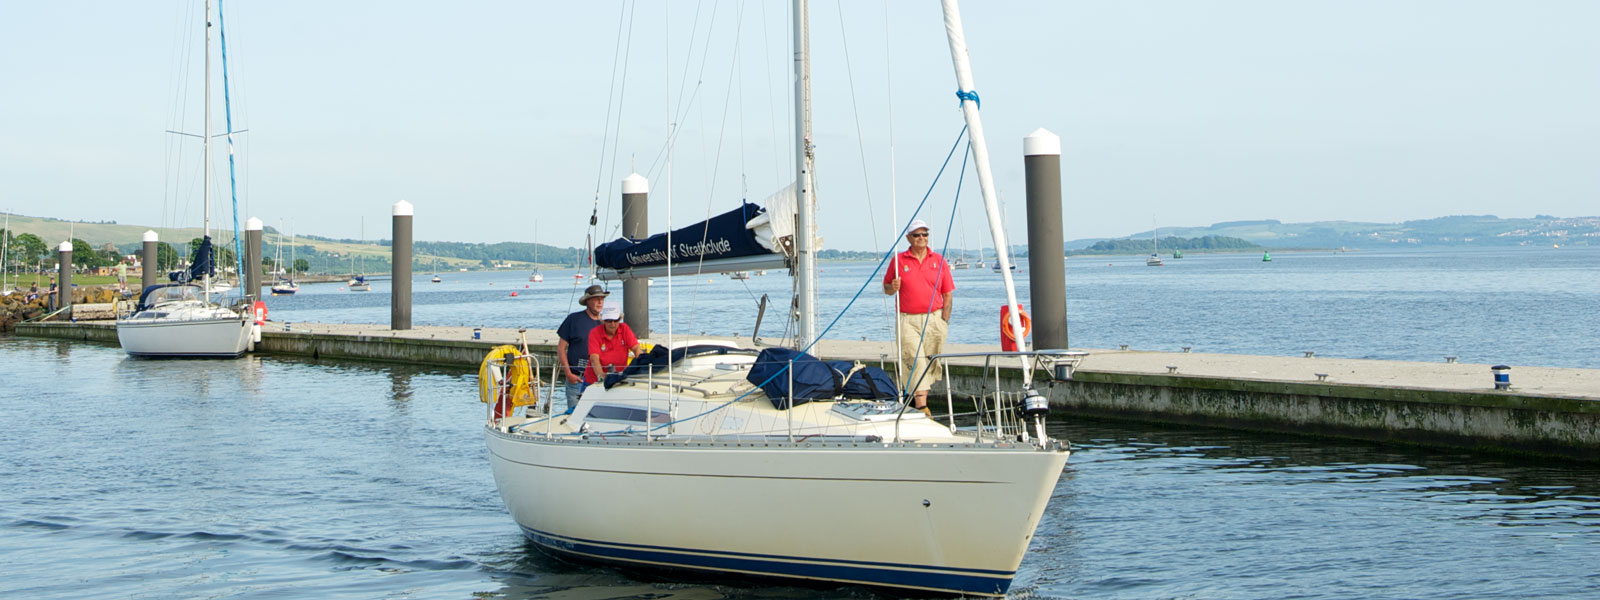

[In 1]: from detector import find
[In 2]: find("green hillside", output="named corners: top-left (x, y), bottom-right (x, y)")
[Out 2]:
top-left (1, 212), bottom-right (581, 275)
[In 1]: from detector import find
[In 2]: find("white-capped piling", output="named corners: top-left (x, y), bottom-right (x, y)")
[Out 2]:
top-left (245, 218), bottom-right (263, 302)
top-left (392, 201), bottom-right (413, 330)
top-left (621, 174), bottom-right (650, 338)
top-left (56, 241), bottom-right (72, 315)
top-left (141, 230), bottom-right (159, 292)
top-left (1024, 128), bottom-right (1068, 350)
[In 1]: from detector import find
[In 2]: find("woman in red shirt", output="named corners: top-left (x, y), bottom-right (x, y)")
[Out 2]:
top-left (586, 303), bottom-right (643, 384)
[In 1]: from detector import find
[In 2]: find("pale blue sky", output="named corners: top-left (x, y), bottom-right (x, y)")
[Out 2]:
top-left (3, 1), bottom-right (1596, 251)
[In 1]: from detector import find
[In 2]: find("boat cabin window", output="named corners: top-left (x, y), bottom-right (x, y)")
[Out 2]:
top-left (140, 285), bottom-right (203, 307)
top-left (586, 404), bottom-right (671, 425)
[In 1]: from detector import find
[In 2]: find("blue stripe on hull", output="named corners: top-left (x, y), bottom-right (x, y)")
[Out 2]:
top-left (519, 525), bottom-right (1013, 597)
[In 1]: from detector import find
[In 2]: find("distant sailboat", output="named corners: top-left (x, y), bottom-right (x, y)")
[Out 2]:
top-left (348, 218), bottom-right (372, 291)
top-left (1146, 223), bottom-right (1164, 267)
top-left (270, 220), bottom-right (299, 295)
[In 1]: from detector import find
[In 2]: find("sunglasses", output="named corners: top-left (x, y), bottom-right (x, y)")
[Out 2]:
top-left (603, 319), bottom-right (620, 323)
top-left (908, 232), bottom-right (929, 238)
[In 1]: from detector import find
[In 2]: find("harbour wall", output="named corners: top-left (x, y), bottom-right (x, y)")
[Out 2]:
top-left (945, 365), bottom-right (1598, 461)
top-left (15, 321), bottom-right (1598, 461)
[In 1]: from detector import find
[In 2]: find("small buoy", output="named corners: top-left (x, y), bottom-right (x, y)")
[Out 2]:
top-left (525, 284), bottom-right (529, 288)
top-left (510, 291), bottom-right (518, 297)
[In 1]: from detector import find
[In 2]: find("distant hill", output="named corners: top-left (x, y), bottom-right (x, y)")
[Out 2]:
top-left (1, 211), bottom-right (581, 274)
top-left (1074, 214), bottom-right (1599, 251)
top-left (1069, 235), bottom-right (1260, 256)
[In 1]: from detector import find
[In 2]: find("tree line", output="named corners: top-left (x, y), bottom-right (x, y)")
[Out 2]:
top-left (1070, 235), bottom-right (1261, 255)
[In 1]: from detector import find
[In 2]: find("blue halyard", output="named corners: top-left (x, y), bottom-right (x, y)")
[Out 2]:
top-left (219, 0), bottom-right (245, 298)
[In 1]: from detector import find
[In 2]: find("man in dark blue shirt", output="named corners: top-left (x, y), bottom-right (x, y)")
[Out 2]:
top-left (556, 285), bottom-right (609, 410)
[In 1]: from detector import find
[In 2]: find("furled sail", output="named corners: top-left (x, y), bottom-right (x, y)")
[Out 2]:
top-left (173, 236), bottom-right (215, 283)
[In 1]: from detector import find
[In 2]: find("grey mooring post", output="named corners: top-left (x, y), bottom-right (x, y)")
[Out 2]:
top-left (56, 241), bottom-right (72, 315)
top-left (1024, 128), bottom-right (1068, 350)
top-left (392, 200), bottom-right (413, 330)
top-left (244, 217), bottom-right (263, 302)
top-left (621, 173), bottom-right (650, 338)
top-left (141, 230), bottom-right (159, 292)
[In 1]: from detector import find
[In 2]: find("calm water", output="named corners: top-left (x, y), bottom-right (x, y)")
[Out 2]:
top-left (265, 246), bottom-right (1600, 368)
top-left (3, 336), bottom-right (1597, 599)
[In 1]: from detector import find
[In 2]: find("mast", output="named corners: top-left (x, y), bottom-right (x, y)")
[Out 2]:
top-left (792, 0), bottom-right (817, 349)
top-left (940, 0), bottom-right (1030, 383)
top-left (202, 0), bottom-right (213, 302)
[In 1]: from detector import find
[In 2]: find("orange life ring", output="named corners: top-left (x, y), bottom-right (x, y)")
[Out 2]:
top-left (1000, 305), bottom-right (1031, 342)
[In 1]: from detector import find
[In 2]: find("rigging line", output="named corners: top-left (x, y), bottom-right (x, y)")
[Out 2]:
top-left (645, 125), bottom-right (971, 432)
top-left (161, 0), bottom-right (187, 232)
top-left (602, 0), bottom-right (640, 245)
top-left (219, 0), bottom-right (245, 294)
top-left (834, 0), bottom-right (879, 254)
top-left (881, 0), bottom-right (902, 379)
top-left (759, 0), bottom-right (781, 187)
top-left (682, 0), bottom-right (746, 332)
top-left (901, 141), bottom-right (970, 398)
top-left (591, 0), bottom-right (632, 252)
top-left (643, 0), bottom-right (723, 180)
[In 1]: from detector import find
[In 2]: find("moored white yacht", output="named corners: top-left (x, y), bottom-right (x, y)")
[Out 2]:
top-left (118, 282), bottom-right (251, 357)
top-left (480, 1), bottom-right (1075, 596)
top-left (117, 0), bottom-right (250, 359)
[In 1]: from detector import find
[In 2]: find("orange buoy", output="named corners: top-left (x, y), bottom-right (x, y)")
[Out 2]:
top-left (510, 291), bottom-right (518, 297)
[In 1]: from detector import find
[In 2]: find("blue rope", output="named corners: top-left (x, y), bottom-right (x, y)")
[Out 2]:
top-left (219, 0), bottom-right (245, 299)
top-left (956, 89), bottom-right (980, 109)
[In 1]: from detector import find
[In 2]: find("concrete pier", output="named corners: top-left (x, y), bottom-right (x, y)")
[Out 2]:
top-left (141, 231), bottom-right (159, 292)
top-left (14, 320), bottom-right (1600, 460)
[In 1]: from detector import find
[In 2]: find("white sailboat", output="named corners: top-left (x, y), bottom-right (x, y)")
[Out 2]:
top-left (348, 218), bottom-right (371, 292)
top-left (117, 0), bottom-right (251, 358)
top-left (480, 2), bottom-right (1078, 596)
top-left (270, 220), bottom-right (299, 295)
top-left (529, 221), bottom-right (545, 282)
top-left (1145, 221), bottom-right (1164, 267)
top-left (2, 211), bottom-right (13, 296)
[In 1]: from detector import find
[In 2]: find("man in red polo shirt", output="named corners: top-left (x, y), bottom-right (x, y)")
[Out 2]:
top-left (586, 303), bottom-right (643, 385)
top-left (882, 219), bottom-right (954, 414)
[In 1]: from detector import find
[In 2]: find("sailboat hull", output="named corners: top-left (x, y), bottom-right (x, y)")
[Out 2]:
top-left (487, 430), bottom-right (1067, 596)
top-left (117, 315), bottom-right (251, 357)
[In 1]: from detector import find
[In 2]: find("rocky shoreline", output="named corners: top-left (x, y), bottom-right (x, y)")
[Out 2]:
top-left (1, 285), bottom-right (123, 332)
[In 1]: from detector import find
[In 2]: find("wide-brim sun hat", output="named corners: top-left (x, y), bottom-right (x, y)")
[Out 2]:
top-left (580, 285), bottom-right (610, 303)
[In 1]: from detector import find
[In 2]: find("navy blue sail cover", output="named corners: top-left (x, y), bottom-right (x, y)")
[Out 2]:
top-left (746, 348), bottom-right (900, 409)
top-left (171, 236), bottom-right (214, 283)
top-left (594, 202), bottom-right (771, 271)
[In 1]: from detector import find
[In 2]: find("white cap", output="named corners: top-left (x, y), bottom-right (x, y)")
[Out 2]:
top-left (59, 241), bottom-right (73, 252)
top-left (143, 230), bottom-right (159, 242)
top-left (246, 217), bottom-right (263, 231)
top-left (600, 303), bottom-right (623, 321)
top-left (907, 219), bottom-right (931, 234)
top-left (1023, 127), bottom-right (1061, 156)
top-left (622, 173), bottom-right (649, 195)
top-left (393, 200), bottom-right (414, 216)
